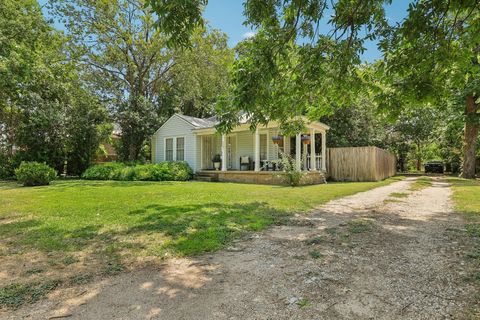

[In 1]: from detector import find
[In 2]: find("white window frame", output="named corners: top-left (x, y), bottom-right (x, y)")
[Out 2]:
top-left (175, 137), bottom-right (185, 161)
top-left (164, 136), bottom-right (186, 161)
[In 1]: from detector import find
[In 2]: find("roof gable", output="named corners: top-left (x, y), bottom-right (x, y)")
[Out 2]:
top-left (176, 114), bottom-right (217, 129)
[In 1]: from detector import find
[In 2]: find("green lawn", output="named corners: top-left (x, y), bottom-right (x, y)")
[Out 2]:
top-left (447, 178), bottom-right (480, 217)
top-left (0, 178), bottom-right (402, 308)
top-left (447, 178), bottom-right (480, 237)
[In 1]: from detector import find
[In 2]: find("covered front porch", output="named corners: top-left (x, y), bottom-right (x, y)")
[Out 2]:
top-left (194, 120), bottom-right (328, 184)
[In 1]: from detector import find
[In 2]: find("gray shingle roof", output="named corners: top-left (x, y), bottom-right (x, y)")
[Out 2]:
top-left (176, 114), bottom-right (218, 129)
top-left (176, 112), bottom-right (250, 129)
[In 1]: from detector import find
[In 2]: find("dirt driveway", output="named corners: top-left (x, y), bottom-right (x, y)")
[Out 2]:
top-left (4, 177), bottom-right (479, 319)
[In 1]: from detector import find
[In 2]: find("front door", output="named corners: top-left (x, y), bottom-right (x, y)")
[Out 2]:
top-left (202, 135), bottom-right (214, 170)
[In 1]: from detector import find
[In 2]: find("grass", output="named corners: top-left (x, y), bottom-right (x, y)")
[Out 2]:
top-left (447, 177), bottom-right (480, 240)
top-left (0, 280), bottom-right (61, 309)
top-left (409, 176), bottom-right (432, 191)
top-left (446, 177), bottom-right (480, 310)
top-left (348, 218), bottom-right (374, 233)
top-left (389, 192), bottom-right (409, 198)
top-left (296, 298), bottom-right (310, 308)
top-left (309, 250), bottom-right (323, 259)
top-left (0, 177), bottom-right (402, 309)
top-left (304, 235), bottom-right (323, 245)
top-left (383, 198), bottom-right (402, 204)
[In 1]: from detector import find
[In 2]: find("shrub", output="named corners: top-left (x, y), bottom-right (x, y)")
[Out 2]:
top-left (0, 154), bottom-right (14, 179)
top-left (277, 152), bottom-right (304, 186)
top-left (81, 162), bottom-right (125, 180)
top-left (81, 161), bottom-right (193, 181)
top-left (14, 162), bottom-right (57, 186)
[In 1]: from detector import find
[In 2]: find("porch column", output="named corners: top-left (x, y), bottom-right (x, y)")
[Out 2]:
top-left (199, 136), bottom-right (203, 170)
top-left (254, 128), bottom-right (260, 171)
top-left (295, 133), bottom-right (301, 171)
top-left (321, 131), bottom-right (326, 171)
top-left (310, 129), bottom-right (316, 171)
top-left (221, 134), bottom-right (227, 171)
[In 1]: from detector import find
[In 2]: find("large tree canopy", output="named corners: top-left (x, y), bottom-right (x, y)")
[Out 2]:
top-left (148, 0), bottom-right (479, 177)
top-left (50, 0), bottom-right (233, 161)
top-left (379, 0), bottom-right (480, 178)
top-left (0, 0), bottom-right (110, 176)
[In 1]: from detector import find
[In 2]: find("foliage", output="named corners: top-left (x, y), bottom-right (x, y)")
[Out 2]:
top-left (0, 280), bottom-right (61, 310)
top-left (277, 152), bottom-right (304, 186)
top-left (80, 163), bottom-right (126, 180)
top-left (49, 0), bottom-right (232, 161)
top-left (82, 162), bottom-right (193, 181)
top-left (214, 0), bottom-right (389, 134)
top-left (321, 93), bottom-right (389, 148)
top-left (167, 28), bottom-right (234, 118)
top-left (146, 0), bottom-right (207, 47)
top-left (379, 0), bottom-right (480, 178)
top-left (0, 153), bottom-right (16, 179)
top-left (0, 0), bottom-right (110, 176)
top-left (14, 162), bottom-right (57, 186)
top-left (212, 154), bottom-right (221, 162)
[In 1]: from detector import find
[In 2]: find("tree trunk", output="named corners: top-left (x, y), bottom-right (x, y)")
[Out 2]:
top-left (415, 141), bottom-right (422, 171)
top-left (461, 95), bottom-right (479, 179)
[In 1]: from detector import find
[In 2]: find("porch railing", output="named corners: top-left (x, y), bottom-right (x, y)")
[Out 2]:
top-left (306, 154), bottom-right (323, 170)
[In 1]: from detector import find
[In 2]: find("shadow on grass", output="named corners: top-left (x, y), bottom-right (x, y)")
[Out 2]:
top-left (444, 178), bottom-right (480, 187)
top-left (46, 180), bottom-right (179, 190)
top-left (124, 201), bottom-right (288, 256)
top-left (0, 200), bottom-right (289, 256)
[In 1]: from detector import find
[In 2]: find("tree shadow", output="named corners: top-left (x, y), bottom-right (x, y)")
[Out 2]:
top-left (123, 201), bottom-right (288, 256)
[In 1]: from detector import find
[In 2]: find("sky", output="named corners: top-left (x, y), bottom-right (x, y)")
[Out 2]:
top-left (40, 0), bottom-right (412, 62)
top-left (203, 0), bottom-right (412, 62)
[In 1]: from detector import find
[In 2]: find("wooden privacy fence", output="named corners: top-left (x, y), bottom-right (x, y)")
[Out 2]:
top-left (327, 146), bottom-right (396, 181)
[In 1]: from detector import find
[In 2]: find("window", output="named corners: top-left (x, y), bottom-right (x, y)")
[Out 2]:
top-left (176, 137), bottom-right (185, 161)
top-left (165, 138), bottom-right (173, 161)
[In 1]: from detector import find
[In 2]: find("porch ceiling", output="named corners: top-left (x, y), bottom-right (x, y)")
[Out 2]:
top-left (192, 119), bottom-right (329, 136)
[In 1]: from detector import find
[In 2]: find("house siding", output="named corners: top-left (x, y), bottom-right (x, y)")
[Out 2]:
top-left (152, 115), bottom-right (198, 171)
top-left (236, 131), bottom-right (254, 160)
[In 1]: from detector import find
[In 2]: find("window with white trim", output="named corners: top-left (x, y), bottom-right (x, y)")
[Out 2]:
top-left (176, 137), bottom-right (185, 161)
top-left (165, 138), bottom-right (174, 161)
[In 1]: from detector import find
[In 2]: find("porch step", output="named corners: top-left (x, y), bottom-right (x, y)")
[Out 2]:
top-left (193, 172), bottom-right (219, 182)
top-left (194, 175), bottom-right (214, 182)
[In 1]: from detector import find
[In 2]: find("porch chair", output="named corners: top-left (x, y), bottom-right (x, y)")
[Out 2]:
top-left (240, 156), bottom-right (252, 170)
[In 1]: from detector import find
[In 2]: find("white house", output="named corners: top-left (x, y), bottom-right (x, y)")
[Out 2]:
top-left (151, 113), bottom-right (329, 184)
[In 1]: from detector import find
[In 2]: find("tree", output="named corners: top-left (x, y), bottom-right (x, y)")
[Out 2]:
top-left (220, 1), bottom-right (391, 134)
top-left (0, 0), bottom-right (110, 175)
top-left (380, 0), bottom-right (480, 178)
top-left (391, 106), bottom-right (439, 171)
top-left (49, 0), bottom-right (173, 161)
top-left (320, 94), bottom-right (389, 148)
top-left (50, 0), bottom-right (233, 161)
top-left (147, 0), bottom-right (390, 134)
top-left (168, 28), bottom-right (233, 118)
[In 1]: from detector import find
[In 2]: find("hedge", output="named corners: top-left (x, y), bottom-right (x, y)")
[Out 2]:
top-left (14, 162), bottom-right (57, 186)
top-left (82, 162), bottom-right (193, 181)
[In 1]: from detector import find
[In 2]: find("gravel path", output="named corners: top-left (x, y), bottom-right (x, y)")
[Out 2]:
top-left (4, 177), bottom-right (479, 319)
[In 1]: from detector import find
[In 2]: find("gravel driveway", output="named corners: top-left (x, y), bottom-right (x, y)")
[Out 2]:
top-left (4, 177), bottom-right (479, 319)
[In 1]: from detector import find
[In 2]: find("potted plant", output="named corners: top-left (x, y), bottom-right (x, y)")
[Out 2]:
top-left (272, 135), bottom-right (283, 145)
top-left (301, 134), bottom-right (311, 144)
top-left (212, 154), bottom-right (222, 170)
